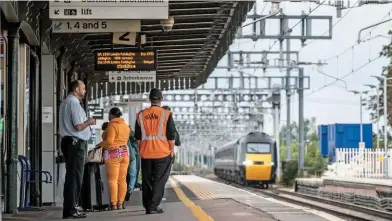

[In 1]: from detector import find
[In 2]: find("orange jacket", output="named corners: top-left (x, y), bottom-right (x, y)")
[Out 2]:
top-left (100, 118), bottom-right (130, 149)
top-left (137, 106), bottom-right (172, 159)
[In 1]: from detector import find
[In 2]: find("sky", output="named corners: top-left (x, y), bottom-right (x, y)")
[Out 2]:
top-left (200, 1), bottom-right (392, 135)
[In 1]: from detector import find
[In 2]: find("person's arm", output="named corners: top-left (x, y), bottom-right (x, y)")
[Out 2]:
top-left (175, 131), bottom-right (181, 146)
top-left (100, 123), bottom-right (116, 148)
top-left (96, 130), bottom-right (107, 148)
top-left (166, 113), bottom-right (176, 150)
top-left (70, 102), bottom-right (93, 131)
top-left (134, 112), bottom-right (142, 145)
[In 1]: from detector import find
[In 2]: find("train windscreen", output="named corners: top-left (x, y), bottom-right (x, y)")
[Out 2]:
top-left (246, 143), bottom-right (271, 154)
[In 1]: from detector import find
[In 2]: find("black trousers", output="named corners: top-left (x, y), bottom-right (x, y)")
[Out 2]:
top-left (135, 152), bottom-right (141, 186)
top-left (141, 155), bottom-right (172, 210)
top-left (61, 136), bottom-right (86, 217)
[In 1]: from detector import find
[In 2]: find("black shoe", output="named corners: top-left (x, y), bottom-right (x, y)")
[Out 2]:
top-left (125, 190), bottom-right (133, 201)
top-left (146, 207), bottom-right (164, 214)
top-left (117, 203), bottom-right (125, 210)
top-left (63, 212), bottom-right (87, 219)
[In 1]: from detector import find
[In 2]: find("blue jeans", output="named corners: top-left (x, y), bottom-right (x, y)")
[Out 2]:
top-left (127, 146), bottom-right (137, 191)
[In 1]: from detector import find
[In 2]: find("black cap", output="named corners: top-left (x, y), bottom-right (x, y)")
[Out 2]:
top-left (149, 88), bottom-right (163, 100)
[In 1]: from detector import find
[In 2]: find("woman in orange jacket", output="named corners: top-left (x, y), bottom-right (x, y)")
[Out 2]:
top-left (98, 107), bottom-right (130, 210)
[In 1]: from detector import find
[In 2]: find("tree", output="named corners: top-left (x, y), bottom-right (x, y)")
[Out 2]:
top-left (367, 31), bottom-right (392, 128)
top-left (280, 117), bottom-right (317, 143)
top-left (279, 117), bottom-right (327, 179)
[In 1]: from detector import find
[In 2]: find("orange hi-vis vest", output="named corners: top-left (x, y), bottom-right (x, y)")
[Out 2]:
top-left (137, 106), bottom-right (171, 159)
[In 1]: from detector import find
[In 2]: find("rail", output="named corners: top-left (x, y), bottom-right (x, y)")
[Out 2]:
top-left (204, 174), bottom-right (392, 221)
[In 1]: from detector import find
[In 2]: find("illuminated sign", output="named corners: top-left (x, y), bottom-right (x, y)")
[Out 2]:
top-left (94, 49), bottom-right (157, 71)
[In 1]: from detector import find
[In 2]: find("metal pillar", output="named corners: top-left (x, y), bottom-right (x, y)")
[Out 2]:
top-left (271, 89), bottom-right (281, 182)
top-left (359, 92), bottom-right (363, 143)
top-left (37, 9), bottom-right (44, 207)
top-left (282, 10), bottom-right (292, 161)
top-left (376, 89), bottom-right (380, 149)
top-left (298, 68), bottom-right (305, 170)
top-left (29, 50), bottom-right (40, 206)
top-left (384, 77), bottom-right (388, 150)
top-left (5, 24), bottom-right (20, 214)
top-left (274, 106), bottom-right (281, 182)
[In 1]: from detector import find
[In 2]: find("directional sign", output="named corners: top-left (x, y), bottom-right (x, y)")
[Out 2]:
top-left (94, 49), bottom-right (157, 71)
top-left (52, 20), bottom-right (141, 33)
top-left (108, 71), bottom-right (156, 83)
top-left (87, 103), bottom-right (100, 110)
top-left (49, 1), bottom-right (168, 20)
top-left (113, 32), bottom-right (137, 45)
top-left (91, 109), bottom-right (104, 120)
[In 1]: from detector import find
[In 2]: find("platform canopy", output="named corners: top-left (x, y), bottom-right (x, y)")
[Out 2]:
top-left (2, 1), bottom-right (253, 98)
top-left (21, 1), bottom-right (253, 99)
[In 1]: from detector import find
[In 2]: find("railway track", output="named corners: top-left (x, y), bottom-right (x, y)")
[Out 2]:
top-left (201, 174), bottom-right (392, 221)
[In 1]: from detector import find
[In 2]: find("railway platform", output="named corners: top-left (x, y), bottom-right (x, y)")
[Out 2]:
top-left (3, 175), bottom-right (344, 221)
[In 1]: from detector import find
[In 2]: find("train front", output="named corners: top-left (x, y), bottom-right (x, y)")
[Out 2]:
top-left (243, 141), bottom-right (275, 184)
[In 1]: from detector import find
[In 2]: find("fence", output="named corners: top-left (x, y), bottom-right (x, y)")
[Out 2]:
top-left (335, 148), bottom-right (392, 178)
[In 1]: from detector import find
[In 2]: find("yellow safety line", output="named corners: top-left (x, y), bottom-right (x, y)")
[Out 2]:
top-left (169, 178), bottom-right (214, 221)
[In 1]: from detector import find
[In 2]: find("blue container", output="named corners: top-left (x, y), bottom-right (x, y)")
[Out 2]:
top-left (327, 123), bottom-right (373, 162)
top-left (317, 125), bottom-right (329, 157)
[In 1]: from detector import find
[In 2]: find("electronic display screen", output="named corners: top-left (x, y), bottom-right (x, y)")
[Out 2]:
top-left (94, 49), bottom-right (157, 71)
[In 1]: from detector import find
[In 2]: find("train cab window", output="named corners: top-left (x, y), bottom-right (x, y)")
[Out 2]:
top-left (247, 143), bottom-right (271, 153)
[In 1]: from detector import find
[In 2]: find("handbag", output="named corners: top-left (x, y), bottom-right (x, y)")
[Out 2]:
top-left (87, 147), bottom-right (104, 164)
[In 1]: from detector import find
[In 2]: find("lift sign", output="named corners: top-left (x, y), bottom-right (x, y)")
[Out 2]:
top-left (94, 49), bottom-right (157, 71)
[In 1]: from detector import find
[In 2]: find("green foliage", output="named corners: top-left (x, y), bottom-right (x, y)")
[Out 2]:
top-left (278, 118), bottom-right (327, 184)
top-left (282, 160), bottom-right (298, 186)
top-left (367, 31), bottom-right (392, 128)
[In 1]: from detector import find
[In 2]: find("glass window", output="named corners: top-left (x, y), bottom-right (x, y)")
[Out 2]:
top-left (246, 143), bottom-right (271, 153)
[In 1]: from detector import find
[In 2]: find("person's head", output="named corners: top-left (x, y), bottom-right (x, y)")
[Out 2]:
top-left (101, 122), bottom-right (109, 131)
top-left (69, 80), bottom-right (86, 100)
top-left (108, 107), bottom-right (122, 121)
top-left (162, 106), bottom-right (171, 111)
top-left (149, 88), bottom-right (163, 105)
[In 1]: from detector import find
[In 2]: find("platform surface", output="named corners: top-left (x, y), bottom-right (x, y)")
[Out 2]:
top-left (3, 175), bottom-right (344, 221)
top-left (172, 175), bottom-right (345, 221)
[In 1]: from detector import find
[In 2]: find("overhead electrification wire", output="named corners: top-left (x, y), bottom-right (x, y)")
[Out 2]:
top-left (259, 0), bottom-right (328, 64)
top-left (302, 0), bottom-right (359, 48)
top-left (280, 54), bottom-right (383, 108)
top-left (321, 9), bottom-right (392, 61)
top-left (307, 55), bottom-right (382, 96)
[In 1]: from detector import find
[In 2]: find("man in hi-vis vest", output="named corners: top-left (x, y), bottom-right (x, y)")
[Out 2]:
top-left (134, 88), bottom-right (177, 214)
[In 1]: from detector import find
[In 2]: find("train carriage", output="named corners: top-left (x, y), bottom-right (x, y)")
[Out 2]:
top-left (214, 132), bottom-right (277, 188)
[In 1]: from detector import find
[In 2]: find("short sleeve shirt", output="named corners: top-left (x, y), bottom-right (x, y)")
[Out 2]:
top-left (59, 94), bottom-right (91, 141)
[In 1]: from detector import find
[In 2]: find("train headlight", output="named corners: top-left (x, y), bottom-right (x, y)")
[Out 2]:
top-left (243, 160), bottom-right (254, 166)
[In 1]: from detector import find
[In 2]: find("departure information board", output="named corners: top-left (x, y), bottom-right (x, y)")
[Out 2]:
top-left (94, 49), bottom-right (157, 71)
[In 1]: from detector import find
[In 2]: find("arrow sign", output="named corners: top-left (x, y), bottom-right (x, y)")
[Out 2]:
top-left (119, 32), bottom-right (130, 41)
top-left (113, 32), bottom-right (136, 45)
top-left (53, 22), bottom-right (62, 31)
top-left (54, 9), bottom-right (60, 15)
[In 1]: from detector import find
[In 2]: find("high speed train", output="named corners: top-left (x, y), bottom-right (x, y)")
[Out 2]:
top-left (214, 132), bottom-right (277, 189)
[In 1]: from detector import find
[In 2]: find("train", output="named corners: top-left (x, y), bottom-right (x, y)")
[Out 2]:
top-left (214, 132), bottom-right (277, 189)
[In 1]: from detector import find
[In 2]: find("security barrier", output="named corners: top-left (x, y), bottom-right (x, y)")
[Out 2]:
top-left (335, 148), bottom-right (392, 178)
